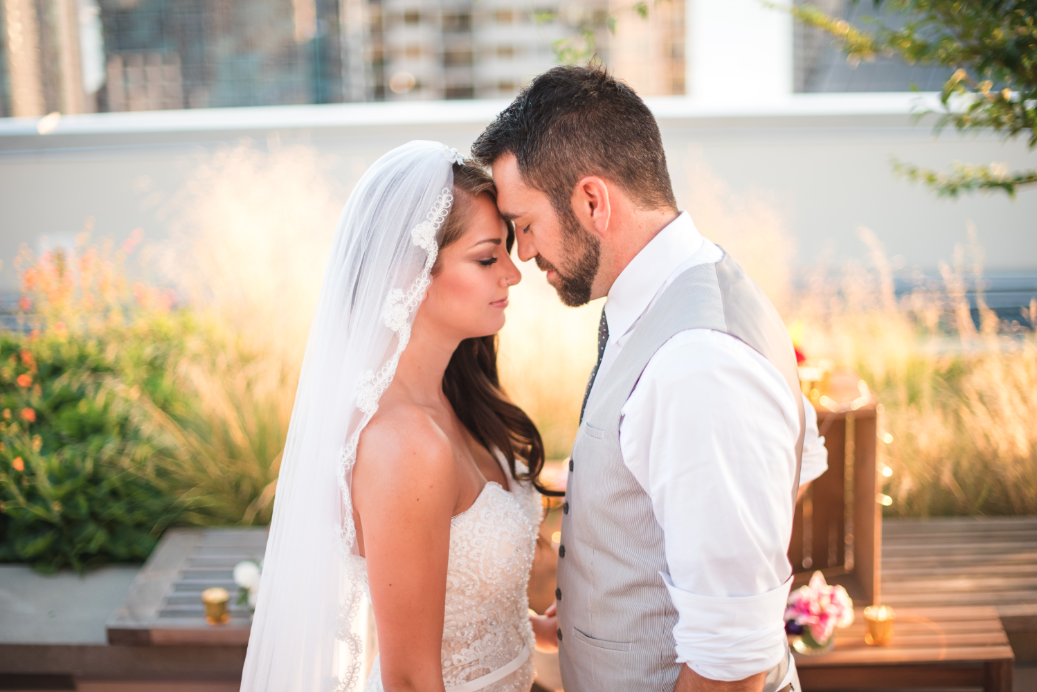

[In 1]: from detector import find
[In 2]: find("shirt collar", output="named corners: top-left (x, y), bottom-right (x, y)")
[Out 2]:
top-left (604, 211), bottom-right (703, 341)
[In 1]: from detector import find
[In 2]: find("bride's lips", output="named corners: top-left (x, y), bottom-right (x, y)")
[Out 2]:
top-left (490, 297), bottom-right (509, 309)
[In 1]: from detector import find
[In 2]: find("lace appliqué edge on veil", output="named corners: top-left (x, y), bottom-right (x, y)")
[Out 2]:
top-left (330, 186), bottom-right (452, 689)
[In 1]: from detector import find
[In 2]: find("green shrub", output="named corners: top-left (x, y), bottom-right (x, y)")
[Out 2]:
top-left (0, 321), bottom-right (193, 572)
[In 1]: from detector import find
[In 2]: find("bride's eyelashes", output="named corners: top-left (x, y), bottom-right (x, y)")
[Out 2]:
top-left (478, 257), bottom-right (499, 267)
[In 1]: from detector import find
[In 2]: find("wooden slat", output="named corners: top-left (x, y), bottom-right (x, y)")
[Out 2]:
top-left (796, 644), bottom-right (1014, 667)
top-left (884, 541), bottom-right (1037, 557)
top-left (882, 591), bottom-right (1037, 607)
top-left (853, 412), bottom-right (880, 605)
top-left (883, 562), bottom-right (1037, 579)
top-left (882, 530), bottom-right (1037, 543)
top-left (883, 517), bottom-right (1037, 533)
top-left (836, 619), bottom-right (1006, 636)
top-left (883, 553), bottom-right (1037, 570)
top-left (882, 575), bottom-right (1037, 593)
top-left (829, 631), bottom-right (1009, 649)
top-left (799, 665), bottom-right (985, 689)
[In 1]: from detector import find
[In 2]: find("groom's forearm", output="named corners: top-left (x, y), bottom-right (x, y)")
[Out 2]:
top-left (673, 664), bottom-right (765, 692)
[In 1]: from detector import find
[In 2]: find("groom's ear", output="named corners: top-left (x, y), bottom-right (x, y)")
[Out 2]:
top-left (571, 176), bottom-right (611, 237)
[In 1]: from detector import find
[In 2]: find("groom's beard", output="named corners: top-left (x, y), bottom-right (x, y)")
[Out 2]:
top-left (535, 210), bottom-right (601, 308)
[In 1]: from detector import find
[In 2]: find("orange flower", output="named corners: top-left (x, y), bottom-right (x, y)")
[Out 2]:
top-left (12, 457), bottom-right (24, 472)
top-left (2, 409), bottom-right (9, 420)
top-left (20, 350), bottom-right (35, 368)
top-left (16, 374), bottom-right (32, 388)
top-left (18, 296), bottom-right (31, 312)
top-left (20, 408), bottom-right (35, 423)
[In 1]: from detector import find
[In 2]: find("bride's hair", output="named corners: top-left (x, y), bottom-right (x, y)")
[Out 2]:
top-left (435, 162), bottom-right (563, 497)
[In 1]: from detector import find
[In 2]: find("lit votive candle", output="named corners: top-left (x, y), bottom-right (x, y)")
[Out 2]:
top-left (202, 587), bottom-right (230, 625)
top-left (863, 605), bottom-right (895, 646)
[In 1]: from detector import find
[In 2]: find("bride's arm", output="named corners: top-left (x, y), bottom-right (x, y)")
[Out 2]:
top-left (354, 407), bottom-right (458, 692)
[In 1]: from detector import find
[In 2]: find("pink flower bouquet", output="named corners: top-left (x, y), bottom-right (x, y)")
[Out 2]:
top-left (785, 571), bottom-right (854, 650)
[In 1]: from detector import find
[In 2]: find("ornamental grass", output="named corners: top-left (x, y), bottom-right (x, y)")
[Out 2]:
top-left (2, 145), bottom-right (1034, 572)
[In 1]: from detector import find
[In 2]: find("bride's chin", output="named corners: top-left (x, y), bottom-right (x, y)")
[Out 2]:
top-left (469, 320), bottom-right (506, 340)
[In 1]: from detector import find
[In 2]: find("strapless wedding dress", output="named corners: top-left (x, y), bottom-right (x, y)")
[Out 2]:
top-left (363, 462), bottom-right (542, 692)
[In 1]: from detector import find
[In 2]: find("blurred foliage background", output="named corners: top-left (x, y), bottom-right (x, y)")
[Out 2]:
top-left (1, 143), bottom-right (1034, 573)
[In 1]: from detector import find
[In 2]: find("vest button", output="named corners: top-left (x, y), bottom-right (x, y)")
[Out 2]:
top-left (559, 545), bottom-right (565, 557)
top-left (569, 458), bottom-right (574, 472)
top-left (557, 629), bottom-right (563, 641)
top-left (555, 588), bottom-right (562, 600)
top-left (562, 502), bottom-right (569, 514)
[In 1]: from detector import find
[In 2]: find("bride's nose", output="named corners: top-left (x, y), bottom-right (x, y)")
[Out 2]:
top-left (500, 259), bottom-right (521, 288)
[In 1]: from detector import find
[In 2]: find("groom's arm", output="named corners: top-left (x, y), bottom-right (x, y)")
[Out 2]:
top-left (674, 665), bottom-right (766, 692)
top-left (619, 329), bottom-right (798, 687)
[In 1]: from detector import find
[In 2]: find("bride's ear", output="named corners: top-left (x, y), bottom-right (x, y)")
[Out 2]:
top-left (571, 176), bottom-right (611, 238)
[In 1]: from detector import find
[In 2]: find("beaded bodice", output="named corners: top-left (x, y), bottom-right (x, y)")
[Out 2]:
top-left (364, 463), bottom-right (542, 692)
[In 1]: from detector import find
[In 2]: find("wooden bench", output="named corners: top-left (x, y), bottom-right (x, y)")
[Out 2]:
top-left (790, 399), bottom-right (881, 606)
top-left (106, 527), bottom-right (266, 645)
top-left (793, 606), bottom-right (1014, 692)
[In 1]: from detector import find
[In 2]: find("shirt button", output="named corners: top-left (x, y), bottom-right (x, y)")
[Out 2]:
top-left (563, 502), bottom-right (569, 514)
top-left (557, 629), bottom-right (563, 641)
top-left (559, 545), bottom-right (565, 557)
top-left (569, 459), bottom-right (574, 472)
top-left (555, 588), bottom-right (562, 600)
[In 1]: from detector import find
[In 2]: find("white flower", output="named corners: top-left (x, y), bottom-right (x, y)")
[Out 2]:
top-left (443, 146), bottom-right (462, 164)
top-left (411, 220), bottom-right (436, 250)
top-left (234, 560), bottom-right (261, 590)
top-left (383, 289), bottom-right (408, 332)
top-left (248, 585), bottom-right (260, 608)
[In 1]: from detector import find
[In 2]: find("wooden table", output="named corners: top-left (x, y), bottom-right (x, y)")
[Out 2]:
top-left (793, 606), bottom-right (1014, 691)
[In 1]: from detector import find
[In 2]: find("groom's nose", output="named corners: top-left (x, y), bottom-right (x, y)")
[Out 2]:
top-left (514, 228), bottom-right (537, 263)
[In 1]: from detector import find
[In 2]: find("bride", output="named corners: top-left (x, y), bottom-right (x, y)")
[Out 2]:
top-left (240, 141), bottom-right (560, 692)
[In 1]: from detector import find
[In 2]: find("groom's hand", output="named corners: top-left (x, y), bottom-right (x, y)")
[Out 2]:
top-left (529, 602), bottom-right (558, 653)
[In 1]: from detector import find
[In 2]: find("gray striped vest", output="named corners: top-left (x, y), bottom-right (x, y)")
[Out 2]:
top-left (555, 251), bottom-right (805, 692)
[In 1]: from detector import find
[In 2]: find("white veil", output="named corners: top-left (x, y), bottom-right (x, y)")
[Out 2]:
top-left (240, 141), bottom-right (458, 692)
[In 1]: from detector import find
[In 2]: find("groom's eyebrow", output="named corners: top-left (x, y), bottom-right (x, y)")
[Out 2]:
top-left (500, 212), bottom-right (520, 221)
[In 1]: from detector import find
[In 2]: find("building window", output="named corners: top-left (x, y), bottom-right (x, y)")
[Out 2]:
top-left (405, 45), bottom-right (422, 59)
top-left (442, 12), bottom-right (472, 32)
top-left (494, 9), bottom-right (514, 24)
top-left (496, 45), bottom-right (514, 59)
top-left (404, 10), bottom-right (420, 25)
top-left (443, 49), bottom-right (473, 66)
top-left (445, 86), bottom-right (474, 99)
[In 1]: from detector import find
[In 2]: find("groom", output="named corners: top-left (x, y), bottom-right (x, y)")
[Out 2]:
top-left (472, 67), bottom-right (808, 692)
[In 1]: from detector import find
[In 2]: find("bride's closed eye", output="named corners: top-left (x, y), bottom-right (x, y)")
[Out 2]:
top-left (478, 257), bottom-right (499, 267)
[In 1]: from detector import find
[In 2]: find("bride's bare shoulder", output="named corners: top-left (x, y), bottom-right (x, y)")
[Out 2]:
top-left (355, 400), bottom-right (454, 482)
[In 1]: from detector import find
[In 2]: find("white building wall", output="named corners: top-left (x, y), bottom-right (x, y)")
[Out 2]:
top-left (686, 0), bottom-right (793, 103)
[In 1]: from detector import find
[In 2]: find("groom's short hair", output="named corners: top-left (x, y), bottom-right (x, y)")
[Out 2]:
top-left (471, 65), bottom-right (677, 216)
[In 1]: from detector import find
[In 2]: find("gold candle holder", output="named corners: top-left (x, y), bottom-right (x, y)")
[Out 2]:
top-left (863, 605), bottom-right (895, 645)
top-left (202, 587), bottom-right (230, 625)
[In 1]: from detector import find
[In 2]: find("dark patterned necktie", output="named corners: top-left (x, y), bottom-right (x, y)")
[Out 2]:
top-left (580, 307), bottom-right (609, 423)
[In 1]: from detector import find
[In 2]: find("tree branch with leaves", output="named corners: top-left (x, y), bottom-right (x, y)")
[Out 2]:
top-left (783, 0), bottom-right (1037, 198)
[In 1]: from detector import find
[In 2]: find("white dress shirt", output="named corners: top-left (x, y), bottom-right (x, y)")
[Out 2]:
top-left (588, 212), bottom-right (826, 682)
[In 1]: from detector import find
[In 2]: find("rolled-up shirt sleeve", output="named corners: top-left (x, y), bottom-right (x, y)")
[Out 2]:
top-left (618, 328), bottom-right (800, 682)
